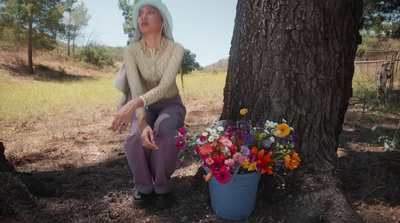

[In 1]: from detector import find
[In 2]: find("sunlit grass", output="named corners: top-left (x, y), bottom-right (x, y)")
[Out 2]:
top-left (0, 72), bottom-right (226, 122)
top-left (0, 76), bottom-right (121, 122)
top-left (178, 72), bottom-right (226, 103)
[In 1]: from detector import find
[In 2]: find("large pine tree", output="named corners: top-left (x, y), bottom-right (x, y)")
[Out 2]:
top-left (221, 1), bottom-right (364, 221)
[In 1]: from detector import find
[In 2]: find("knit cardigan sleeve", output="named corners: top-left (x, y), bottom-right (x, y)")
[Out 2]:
top-left (140, 43), bottom-right (184, 106)
top-left (124, 46), bottom-right (147, 118)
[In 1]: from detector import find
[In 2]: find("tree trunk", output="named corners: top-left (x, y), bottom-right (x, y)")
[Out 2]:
top-left (28, 16), bottom-right (34, 74)
top-left (67, 35), bottom-right (71, 56)
top-left (221, 0), bottom-right (363, 222)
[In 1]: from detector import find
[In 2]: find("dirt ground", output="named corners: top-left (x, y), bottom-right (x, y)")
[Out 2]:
top-left (1, 54), bottom-right (400, 222)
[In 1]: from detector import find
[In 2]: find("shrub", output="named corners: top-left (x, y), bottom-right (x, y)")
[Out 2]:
top-left (78, 45), bottom-right (114, 68)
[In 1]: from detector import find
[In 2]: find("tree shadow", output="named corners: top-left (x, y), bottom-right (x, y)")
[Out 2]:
top-left (338, 124), bottom-right (400, 208)
top-left (0, 62), bottom-right (94, 83)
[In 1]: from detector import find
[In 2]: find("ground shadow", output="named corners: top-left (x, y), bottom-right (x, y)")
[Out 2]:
top-left (338, 124), bottom-right (400, 208)
top-left (0, 62), bottom-right (94, 83)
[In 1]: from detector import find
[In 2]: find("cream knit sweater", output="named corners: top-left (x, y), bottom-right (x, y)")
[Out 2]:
top-left (124, 38), bottom-right (184, 118)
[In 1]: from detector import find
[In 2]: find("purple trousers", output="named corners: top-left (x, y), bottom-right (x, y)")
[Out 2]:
top-left (124, 95), bottom-right (186, 194)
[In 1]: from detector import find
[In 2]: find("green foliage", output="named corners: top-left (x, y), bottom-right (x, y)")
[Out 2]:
top-left (0, 0), bottom-right (65, 73)
top-left (356, 35), bottom-right (379, 58)
top-left (352, 74), bottom-right (377, 109)
top-left (64, 1), bottom-right (90, 55)
top-left (78, 45), bottom-right (115, 68)
top-left (373, 120), bottom-right (400, 152)
top-left (364, 0), bottom-right (400, 27)
top-left (182, 49), bottom-right (200, 74)
top-left (118, 0), bottom-right (138, 45)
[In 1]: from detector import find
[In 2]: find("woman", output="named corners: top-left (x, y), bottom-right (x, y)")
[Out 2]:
top-left (111, 0), bottom-right (185, 209)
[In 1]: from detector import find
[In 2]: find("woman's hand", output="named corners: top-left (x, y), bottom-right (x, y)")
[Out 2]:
top-left (140, 125), bottom-right (157, 149)
top-left (111, 98), bottom-right (144, 133)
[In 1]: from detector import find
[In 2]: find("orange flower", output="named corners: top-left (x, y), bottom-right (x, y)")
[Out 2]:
top-left (240, 108), bottom-right (248, 115)
top-left (251, 146), bottom-right (258, 155)
top-left (276, 123), bottom-right (291, 138)
top-left (256, 149), bottom-right (275, 175)
top-left (285, 152), bottom-right (301, 170)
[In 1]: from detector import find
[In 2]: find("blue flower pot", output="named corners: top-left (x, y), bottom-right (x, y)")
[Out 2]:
top-left (206, 168), bottom-right (261, 221)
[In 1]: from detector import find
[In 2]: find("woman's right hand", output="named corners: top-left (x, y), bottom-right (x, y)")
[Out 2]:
top-left (111, 98), bottom-right (144, 133)
top-left (140, 125), bottom-right (158, 149)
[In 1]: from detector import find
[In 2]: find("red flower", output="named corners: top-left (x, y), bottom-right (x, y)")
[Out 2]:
top-left (199, 143), bottom-right (214, 155)
top-left (256, 150), bottom-right (275, 175)
top-left (214, 166), bottom-right (231, 184)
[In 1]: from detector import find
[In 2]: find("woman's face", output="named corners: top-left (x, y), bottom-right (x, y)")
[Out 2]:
top-left (138, 6), bottom-right (164, 36)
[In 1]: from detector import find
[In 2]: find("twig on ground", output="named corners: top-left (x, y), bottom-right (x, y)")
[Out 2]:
top-left (354, 185), bottom-right (389, 206)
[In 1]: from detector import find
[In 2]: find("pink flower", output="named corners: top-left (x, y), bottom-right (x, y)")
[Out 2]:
top-left (205, 158), bottom-right (214, 166)
top-left (224, 159), bottom-right (235, 166)
top-left (233, 153), bottom-right (242, 162)
top-left (221, 138), bottom-right (232, 147)
top-left (200, 135), bottom-right (207, 142)
top-left (239, 155), bottom-right (247, 164)
top-left (214, 166), bottom-right (231, 184)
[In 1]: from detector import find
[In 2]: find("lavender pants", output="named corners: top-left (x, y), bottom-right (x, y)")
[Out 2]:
top-left (124, 95), bottom-right (186, 194)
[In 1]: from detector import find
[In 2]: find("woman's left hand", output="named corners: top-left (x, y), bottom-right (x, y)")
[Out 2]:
top-left (111, 98), bottom-right (142, 132)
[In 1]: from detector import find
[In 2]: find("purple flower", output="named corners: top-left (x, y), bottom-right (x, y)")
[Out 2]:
top-left (241, 120), bottom-right (250, 132)
top-left (241, 146), bottom-right (250, 155)
top-left (256, 118), bottom-right (265, 127)
top-left (243, 133), bottom-right (255, 144)
top-left (261, 140), bottom-right (271, 149)
top-left (291, 134), bottom-right (300, 142)
top-left (275, 161), bottom-right (285, 172)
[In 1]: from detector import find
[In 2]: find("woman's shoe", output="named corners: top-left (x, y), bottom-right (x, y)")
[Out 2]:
top-left (133, 190), bottom-right (153, 208)
top-left (154, 192), bottom-right (175, 209)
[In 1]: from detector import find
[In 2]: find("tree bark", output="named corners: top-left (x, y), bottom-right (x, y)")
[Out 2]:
top-left (221, 0), bottom-right (363, 222)
top-left (28, 14), bottom-right (34, 74)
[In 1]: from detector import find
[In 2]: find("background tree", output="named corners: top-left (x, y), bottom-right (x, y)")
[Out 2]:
top-left (221, 1), bottom-right (363, 222)
top-left (118, 0), bottom-right (138, 45)
top-left (182, 49), bottom-right (200, 74)
top-left (363, 0), bottom-right (400, 36)
top-left (64, 0), bottom-right (90, 56)
top-left (0, 0), bottom-right (65, 74)
top-left (70, 1), bottom-right (90, 54)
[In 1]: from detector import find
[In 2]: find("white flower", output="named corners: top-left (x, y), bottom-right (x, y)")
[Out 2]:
top-left (214, 134), bottom-right (220, 139)
top-left (217, 126), bottom-right (224, 132)
top-left (282, 119), bottom-right (287, 123)
top-left (209, 129), bottom-right (217, 135)
top-left (274, 130), bottom-right (281, 136)
top-left (208, 136), bottom-right (215, 142)
top-left (224, 146), bottom-right (231, 156)
top-left (202, 132), bottom-right (208, 136)
top-left (269, 136), bottom-right (275, 143)
top-left (196, 138), bottom-right (206, 145)
top-left (206, 128), bottom-right (212, 132)
top-left (213, 119), bottom-right (218, 124)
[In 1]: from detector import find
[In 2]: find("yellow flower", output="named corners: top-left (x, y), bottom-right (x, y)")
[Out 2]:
top-left (242, 159), bottom-right (250, 168)
top-left (240, 108), bottom-right (248, 115)
top-left (204, 172), bottom-right (213, 181)
top-left (285, 152), bottom-right (301, 170)
top-left (248, 162), bottom-right (258, 171)
top-left (276, 123), bottom-right (291, 138)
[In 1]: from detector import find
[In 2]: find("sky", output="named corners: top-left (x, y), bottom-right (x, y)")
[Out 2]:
top-left (80, 0), bottom-right (237, 67)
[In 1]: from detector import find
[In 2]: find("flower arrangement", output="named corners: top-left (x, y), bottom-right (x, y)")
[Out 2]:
top-left (175, 109), bottom-right (301, 186)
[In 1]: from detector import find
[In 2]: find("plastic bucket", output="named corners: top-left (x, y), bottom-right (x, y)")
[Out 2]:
top-left (207, 169), bottom-right (260, 221)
